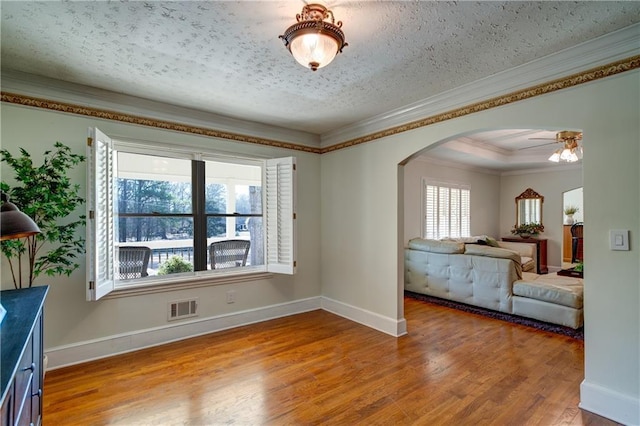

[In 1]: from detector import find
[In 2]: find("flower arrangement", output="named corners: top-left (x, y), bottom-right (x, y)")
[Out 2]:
top-left (511, 222), bottom-right (544, 237)
top-left (564, 205), bottom-right (579, 215)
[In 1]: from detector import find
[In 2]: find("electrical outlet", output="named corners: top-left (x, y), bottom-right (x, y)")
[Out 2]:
top-left (226, 290), bottom-right (236, 304)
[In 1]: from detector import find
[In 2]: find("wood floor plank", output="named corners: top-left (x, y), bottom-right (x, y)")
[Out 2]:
top-left (44, 297), bottom-right (621, 425)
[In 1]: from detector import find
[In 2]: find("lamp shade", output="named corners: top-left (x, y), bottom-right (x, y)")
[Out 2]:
top-left (0, 194), bottom-right (40, 324)
top-left (0, 197), bottom-right (40, 241)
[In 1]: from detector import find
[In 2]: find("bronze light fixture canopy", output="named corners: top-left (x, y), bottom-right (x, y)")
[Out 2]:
top-left (548, 131), bottom-right (583, 163)
top-left (0, 192), bottom-right (41, 241)
top-left (279, 4), bottom-right (348, 71)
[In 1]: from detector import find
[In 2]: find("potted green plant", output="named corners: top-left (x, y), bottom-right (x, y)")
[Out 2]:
top-left (510, 222), bottom-right (544, 238)
top-left (157, 256), bottom-right (193, 275)
top-left (564, 205), bottom-right (579, 225)
top-left (1, 142), bottom-right (85, 288)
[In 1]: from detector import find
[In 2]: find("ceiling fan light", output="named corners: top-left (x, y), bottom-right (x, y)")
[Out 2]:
top-left (548, 147), bottom-right (564, 162)
top-left (280, 4), bottom-right (348, 71)
top-left (560, 148), bottom-right (573, 161)
top-left (567, 150), bottom-right (579, 162)
top-left (548, 130), bottom-right (583, 163)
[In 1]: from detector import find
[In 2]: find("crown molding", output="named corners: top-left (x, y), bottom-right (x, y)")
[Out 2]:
top-left (0, 70), bottom-right (320, 150)
top-left (415, 147), bottom-right (583, 176)
top-left (320, 23), bottom-right (640, 149)
top-left (0, 90), bottom-right (322, 155)
top-left (500, 163), bottom-right (582, 177)
top-left (413, 156), bottom-right (502, 176)
top-left (320, 55), bottom-right (639, 154)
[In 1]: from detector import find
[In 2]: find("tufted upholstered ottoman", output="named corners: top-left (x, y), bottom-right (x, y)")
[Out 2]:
top-left (512, 273), bottom-right (583, 329)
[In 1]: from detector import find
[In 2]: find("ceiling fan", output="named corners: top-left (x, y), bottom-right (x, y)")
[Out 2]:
top-left (520, 130), bottom-right (583, 163)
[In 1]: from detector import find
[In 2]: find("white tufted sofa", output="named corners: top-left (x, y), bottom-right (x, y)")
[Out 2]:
top-left (404, 238), bottom-right (583, 329)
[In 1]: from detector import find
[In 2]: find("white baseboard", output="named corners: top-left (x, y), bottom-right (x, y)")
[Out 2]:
top-left (46, 297), bottom-right (322, 370)
top-left (46, 296), bottom-right (408, 370)
top-left (580, 380), bottom-right (640, 426)
top-left (321, 297), bottom-right (407, 337)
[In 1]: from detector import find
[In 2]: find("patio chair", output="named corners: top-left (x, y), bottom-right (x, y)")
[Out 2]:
top-left (571, 222), bottom-right (584, 263)
top-left (119, 246), bottom-right (151, 280)
top-left (209, 240), bottom-right (250, 269)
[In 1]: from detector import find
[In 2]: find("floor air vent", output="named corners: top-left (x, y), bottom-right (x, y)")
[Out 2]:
top-left (168, 299), bottom-right (198, 321)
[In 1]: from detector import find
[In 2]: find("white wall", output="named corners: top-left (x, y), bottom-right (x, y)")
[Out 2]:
top-left (1, 104), bottom-right (322, 364)
top-left (500, 168), bottom-right (582, 269)
top-left (321, 70), bottom-right (639, 425)
top-left (403, 158), bottom-right (501, 243)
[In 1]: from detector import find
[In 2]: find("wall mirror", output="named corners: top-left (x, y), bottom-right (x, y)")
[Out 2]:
top-left (563, 187), bottom-right (583, 224)
top-left (515, 188), bottom-right (544, 229)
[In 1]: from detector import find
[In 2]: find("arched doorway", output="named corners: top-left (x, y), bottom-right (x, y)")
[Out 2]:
top-left (399, 128), bottom-right (584, 327)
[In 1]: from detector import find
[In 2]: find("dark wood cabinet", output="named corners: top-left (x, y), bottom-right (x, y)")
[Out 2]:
top-left (1, 286), bottom-right (48, 426)
top-left (502, 237), bottom-right (548, 274)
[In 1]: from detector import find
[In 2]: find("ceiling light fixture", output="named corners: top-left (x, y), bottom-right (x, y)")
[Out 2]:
top-left (548, 131), bottom-right (583, 163)
top-left (279, 4), bottom-right (348, 71)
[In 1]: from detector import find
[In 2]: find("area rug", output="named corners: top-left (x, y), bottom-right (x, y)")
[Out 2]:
top-left (405, 290), bottom-right (584, 340)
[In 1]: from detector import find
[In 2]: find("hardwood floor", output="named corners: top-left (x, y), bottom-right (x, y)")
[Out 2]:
top-left (44, 297), bottom-right (619, 425)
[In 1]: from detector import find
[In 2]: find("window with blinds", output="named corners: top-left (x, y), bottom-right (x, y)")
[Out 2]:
top-left (423, 180), bottom-right (470, 240)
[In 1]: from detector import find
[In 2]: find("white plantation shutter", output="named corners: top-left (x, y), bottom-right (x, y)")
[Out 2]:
top-left (424, 184), bottom-right (437, 239)
top-left (439, 186), bottom-right (450, 238)
top-left (423, 180), bottom-right (470, 240)
top-left (450, 188), bottom-right (460, 238)
top-left (265, 157), bottom-right (297, 274)
top-left (86, 127), bottom-right (116, 300)
top-left (460, 189), bottom-right (470, 237)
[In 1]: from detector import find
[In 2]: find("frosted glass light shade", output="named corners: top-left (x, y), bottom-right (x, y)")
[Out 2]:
top-left (279, 4), bottom-right (347, 71)
top-left (290, 32), bottom-right (339, 71)
top-left (548, 151), bottom-right (561, 162)
top-left (549, 147), bottom-right (579, 163)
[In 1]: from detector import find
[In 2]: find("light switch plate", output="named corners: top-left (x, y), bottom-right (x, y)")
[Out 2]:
top-left (609, 229), bottom-right (629, 251)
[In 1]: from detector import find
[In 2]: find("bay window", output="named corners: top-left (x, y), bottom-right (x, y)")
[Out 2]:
top-left (86, 128), bottom-right (296, 301)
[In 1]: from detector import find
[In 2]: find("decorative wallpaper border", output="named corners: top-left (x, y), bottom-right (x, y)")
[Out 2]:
top-left (2, 55), bottom-right (638, 155)
top-left (320, 55), bottom-right (640, 154)
top-left (0, 93), bottom-right (322, 155)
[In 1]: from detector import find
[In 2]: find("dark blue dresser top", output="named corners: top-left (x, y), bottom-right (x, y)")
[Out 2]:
top-left (0, 286), bottom-right (48, 404)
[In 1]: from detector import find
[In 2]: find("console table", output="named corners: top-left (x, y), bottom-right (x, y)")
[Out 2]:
top-left (1, 286), bottom-right (48, 426)
top-left (502, 237), bottom-right (548, 274)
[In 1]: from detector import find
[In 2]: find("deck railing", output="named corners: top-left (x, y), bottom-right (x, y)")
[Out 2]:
top-left (120, 236), bottom-right (251, 274)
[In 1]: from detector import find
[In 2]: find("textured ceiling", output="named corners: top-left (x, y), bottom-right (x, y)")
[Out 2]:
top-left (2, 1), bottom-right (639, 136)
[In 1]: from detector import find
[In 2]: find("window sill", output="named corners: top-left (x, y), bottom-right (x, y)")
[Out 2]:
top-left (106, 268), bottom-right (273, 299)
